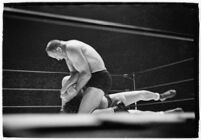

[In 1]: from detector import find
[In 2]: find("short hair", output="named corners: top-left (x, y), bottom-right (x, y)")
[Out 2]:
top-left (46, 40), bottom-right (61, 52)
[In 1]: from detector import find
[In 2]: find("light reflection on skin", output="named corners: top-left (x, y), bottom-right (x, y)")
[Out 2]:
top-left (47, 51), bottom-right (64, 61)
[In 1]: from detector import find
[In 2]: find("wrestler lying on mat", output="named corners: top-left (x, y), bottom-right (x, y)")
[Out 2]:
top-left (60, 75), bottom-right (179, 114)
top-left (46, 39), bottom-right (178, 114)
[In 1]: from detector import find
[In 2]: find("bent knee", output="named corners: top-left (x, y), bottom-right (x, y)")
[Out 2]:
top-left (92, 109), bottom-right (101, 115)
top-left (85, 87), bottom-right (105, 95)
top-left (139, 90), bottom-right (150, 93)
top-left (78, 88), bottom-right (105, 114)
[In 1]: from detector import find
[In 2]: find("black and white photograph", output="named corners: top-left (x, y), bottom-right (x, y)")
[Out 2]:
top-left (2, 2), bottom-right (199, 138)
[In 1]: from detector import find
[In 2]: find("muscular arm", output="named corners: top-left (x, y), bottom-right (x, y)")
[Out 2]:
top-left (61, 72), bottom-right (79, 94)
top-left (67, 44), bottom-right (91, 93)
top-left (60, 73), bottom-right (85, 111)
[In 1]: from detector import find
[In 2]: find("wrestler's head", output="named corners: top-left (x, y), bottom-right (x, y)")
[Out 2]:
top-left (46, 40), bottom-right (65, 61)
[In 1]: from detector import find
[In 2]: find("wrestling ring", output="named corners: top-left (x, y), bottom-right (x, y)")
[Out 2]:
top-left (3, 6), bottom-right (198, 138)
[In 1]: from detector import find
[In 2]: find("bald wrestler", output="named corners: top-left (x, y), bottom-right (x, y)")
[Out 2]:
top-left (46, 39), bottom-right (112, 113)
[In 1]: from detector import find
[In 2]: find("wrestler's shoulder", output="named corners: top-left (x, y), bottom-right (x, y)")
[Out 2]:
top-left (67, 39), bottom-right (80, 43)
top-left (66, 39), bottom-right (83, 45)
top-left (66, 40), bottom-right (83, 50)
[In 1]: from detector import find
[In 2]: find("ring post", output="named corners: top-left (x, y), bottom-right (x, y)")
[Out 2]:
top-left (133, 73), bottom-right (137, 110)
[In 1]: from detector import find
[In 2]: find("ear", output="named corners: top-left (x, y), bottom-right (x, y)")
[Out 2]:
top-left (56, 47), bottom-right (62, 52)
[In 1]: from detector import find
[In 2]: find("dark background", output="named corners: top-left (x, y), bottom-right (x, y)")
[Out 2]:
top-left (3, 3), bottom-right (199, 113)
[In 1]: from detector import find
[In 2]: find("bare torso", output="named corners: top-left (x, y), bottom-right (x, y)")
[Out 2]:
top-left (65, 40), bottom-right (106, 73)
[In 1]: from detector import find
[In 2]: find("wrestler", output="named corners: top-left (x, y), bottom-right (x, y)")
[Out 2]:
top-left (46, 39), bottom-right (112, 113)
top-left (60, 76), bottom-right (177, 114)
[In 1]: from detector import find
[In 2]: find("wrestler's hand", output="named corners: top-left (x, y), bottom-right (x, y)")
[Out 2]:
top-left (60, 85), bottom-right (77, 102)
top-left (61, 82), bottom-right (76, 94)
top-left (66, 86), bottom-right (77, 97)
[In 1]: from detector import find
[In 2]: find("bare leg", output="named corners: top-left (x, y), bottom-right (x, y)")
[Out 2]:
top-left (78, 87), bottom-right (104, 113)
top-left (129, 107), bottom-right (183, 114)
top-left (92, 96), bottom-right (115, 114)
top-left (109, 90), bottom-right (160, 106)
top-left (129, 110), bottom-right (164, 114)
top-left (92, 90), bottom-right (177, 114)
top-left (92, 90), bottom-right (160, 114)
top-left (164, 108), bottom-right (183, 113)
top-left (92, 108), bottom-right (115, 114)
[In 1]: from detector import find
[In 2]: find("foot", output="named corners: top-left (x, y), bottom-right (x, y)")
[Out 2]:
top-left (160, 89), bottom-right (176, 101)
top-left (164, 108), bottom-right (184, 113)
top-left (113, 101), bottom-right (129, 113)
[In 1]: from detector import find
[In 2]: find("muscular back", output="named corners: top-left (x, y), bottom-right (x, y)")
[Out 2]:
top-left (66, 40), bottom-right (106, 73)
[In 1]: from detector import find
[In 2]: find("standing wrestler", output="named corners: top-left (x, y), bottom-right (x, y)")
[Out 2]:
top-left (46, 39), bottom-right (112, 113)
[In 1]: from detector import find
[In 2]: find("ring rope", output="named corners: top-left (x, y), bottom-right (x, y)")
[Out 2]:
top-left (3, 69), bottom-right (125, 77)
top-left (4, 7), bottom-right (194, 42)
top-left (3, 69), bottom-right (69, 74)
top-left (3, 57), bottom-right (194, 77)
top-left (3, 78), bottom-right (193, 92)
top-left (135, 97), bottom-right (195, 107)
top-left (3, 105), bottom-right (60, 108)
top-left (137, 78), bottom-right (194, 90)
top-left (3, 88), bottom-right (60, 91)
top-left (3, 97), bottom-right (194, 109)
top-left (3, 88), bottom-right (125, 93)
top-left (135, 57), bottom-right (194, 75)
